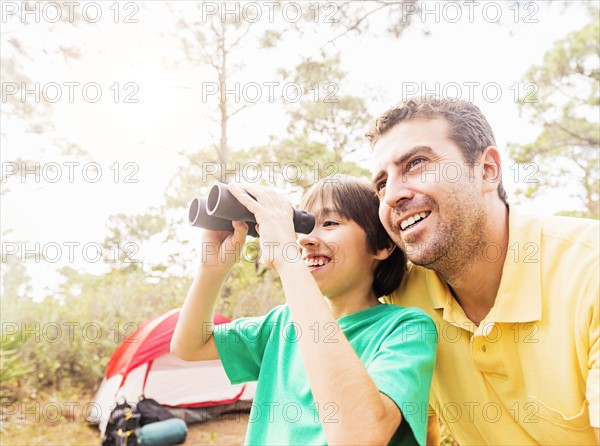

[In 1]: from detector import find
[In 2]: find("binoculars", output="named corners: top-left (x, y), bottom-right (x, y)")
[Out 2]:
top-left (188, 183), bottom-right (315, 237)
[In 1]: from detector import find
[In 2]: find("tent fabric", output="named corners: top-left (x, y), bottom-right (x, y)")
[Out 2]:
top-left (106, 309), bottom-right (230, 381)
top-left (90, 309), bottom-right (255, 433)
top-left (142, 355), bottom-right (247, 407)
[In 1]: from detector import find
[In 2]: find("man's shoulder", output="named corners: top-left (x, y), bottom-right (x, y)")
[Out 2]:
top-left (539, 215), bottom-right (599, 298)
top-left (538, 214), bottom-right (599, 252)
top-left (513, 210), bottom-right (598, 247)
top-left (509, 212), bottom-right (599, 308)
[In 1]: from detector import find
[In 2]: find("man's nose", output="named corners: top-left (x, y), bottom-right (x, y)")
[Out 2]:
top-left (384, 174), bottom-right (415, 208)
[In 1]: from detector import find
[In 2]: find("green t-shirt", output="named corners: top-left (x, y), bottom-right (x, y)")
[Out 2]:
top-left (214, 304), bottom-right (437, 445)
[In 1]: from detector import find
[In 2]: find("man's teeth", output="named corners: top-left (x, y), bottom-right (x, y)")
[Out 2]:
top-left (400, 212), bottom-right (430, 230)
top-left (304, 257), bottom-right (330, 266)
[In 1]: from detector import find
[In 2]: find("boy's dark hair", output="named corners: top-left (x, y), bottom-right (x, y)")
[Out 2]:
top-left (365, 97), bottom-right (508, 204)
top-left (299, 174), bottom-right (406, 298)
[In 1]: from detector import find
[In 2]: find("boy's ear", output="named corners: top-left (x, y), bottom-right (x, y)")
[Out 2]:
top-left (374, 243), bottom-right (397, 261)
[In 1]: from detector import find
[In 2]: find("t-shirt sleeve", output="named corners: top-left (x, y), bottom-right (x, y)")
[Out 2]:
top-left (367, 313), bottom-right (438, 446)
top-left (213, 308), bottom-right (280, 385)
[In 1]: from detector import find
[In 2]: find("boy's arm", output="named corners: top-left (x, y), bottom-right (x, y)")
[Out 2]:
top-left (170, 268), bottom-right (223, 361)
top-left (170, 222), bottom-right (247, 361)
top-left (277, 261), bottom-right (402, 445)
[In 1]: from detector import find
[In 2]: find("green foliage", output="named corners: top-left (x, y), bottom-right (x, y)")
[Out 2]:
top-left (1, 263), bottom-right (192, 397)
top-left (244, 136), bottom-right (369, 192)
top-left (0, 252), bottom-right (33, 306)
top-left (164, 148), bottom-right (220, 209)
top-left (510, 14), bottom-right (599, 218)
top-left (219, 257), bottom-right (285, 319)
top-left (102, 212), bottom-right (168, 266)
top-left (0, 326), bottom-right (35, 402)
top-left (282, 56), bottom-right (371, 161)
top-left (258, 29), bottom-right (284, 49)
top-left (279, 56), bottom-right (346, 91)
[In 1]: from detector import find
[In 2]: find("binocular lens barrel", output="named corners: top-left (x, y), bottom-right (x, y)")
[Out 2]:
top-left (207, 183), bottom-right (254, 221)
top-left (188, 183), bottom-right (315, 236)
top-left (189, 197), bottom-right (231, 232)
top-left (188, 197), bottom-right (258, 237)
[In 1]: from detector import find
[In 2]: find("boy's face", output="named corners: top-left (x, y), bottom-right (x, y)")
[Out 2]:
top-left (297, 199), bottom-right (380, 300)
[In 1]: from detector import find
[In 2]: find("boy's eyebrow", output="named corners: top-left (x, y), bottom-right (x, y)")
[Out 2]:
top-left (315, 207), bottom-right (339, 219)
top-left (371, 145), bottom-right (436, 185)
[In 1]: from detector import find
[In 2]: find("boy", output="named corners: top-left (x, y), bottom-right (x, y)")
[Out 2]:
top-left (172, 175), bottom-right (437, 445)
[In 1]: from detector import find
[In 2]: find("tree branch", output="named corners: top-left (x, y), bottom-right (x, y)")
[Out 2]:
top-left (318, 1), bottom-right (405, 51)
top-left (552, 121), bottom-right (599, 146)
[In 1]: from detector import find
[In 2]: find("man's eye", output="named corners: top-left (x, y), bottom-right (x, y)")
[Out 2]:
top-left (408, 158), bottom-right (426, 170)
top-left (376, 180), bottom-right (386, 192)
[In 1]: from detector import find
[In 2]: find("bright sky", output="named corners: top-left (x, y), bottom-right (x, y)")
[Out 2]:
top-left (0, 1), bottom-right (594, 297)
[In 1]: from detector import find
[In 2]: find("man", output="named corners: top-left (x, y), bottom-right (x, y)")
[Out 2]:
top-left (367, 97), bottom-right (599, 445)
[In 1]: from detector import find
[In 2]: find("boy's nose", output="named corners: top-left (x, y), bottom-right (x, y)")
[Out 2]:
top-left (297, 231), bottom-right (321, 250)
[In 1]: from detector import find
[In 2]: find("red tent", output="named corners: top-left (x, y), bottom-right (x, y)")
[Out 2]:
top-left (89, 309), bottom-right (255, 433)
top-left (105, 308), bottom-right (230, 386)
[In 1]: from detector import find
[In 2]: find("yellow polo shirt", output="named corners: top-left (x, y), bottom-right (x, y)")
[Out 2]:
top-left (385, 209), bottom-right (599, 445)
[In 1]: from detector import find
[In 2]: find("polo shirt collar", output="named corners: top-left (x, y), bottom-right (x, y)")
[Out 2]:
top-left (423, 207), bottom-right (543, 326)
top-left (426, 268), bottom-right (450, 311)
top-left (424, 268), bottom-right (477, 331)
top-left (488, 207), bottom-right (543, 323)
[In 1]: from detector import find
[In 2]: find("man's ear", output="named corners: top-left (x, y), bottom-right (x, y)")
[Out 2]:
top-left (374, 243), bottom-right (397, 261)
top-left (481, 146), bottom-right (502, 192)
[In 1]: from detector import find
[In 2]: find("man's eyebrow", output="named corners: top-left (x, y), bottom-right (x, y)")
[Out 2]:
top-left (371, 170), bottom-right (386, 186)
top-left (371, 145), bottom-right (436, 185)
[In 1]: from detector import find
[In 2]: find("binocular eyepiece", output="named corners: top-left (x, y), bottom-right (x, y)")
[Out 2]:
top-left (188, 183), bottom-right (315, 236)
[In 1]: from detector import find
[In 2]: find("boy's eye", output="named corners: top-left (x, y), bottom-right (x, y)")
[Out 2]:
top-left (323, 220), bottom-right (338, 227)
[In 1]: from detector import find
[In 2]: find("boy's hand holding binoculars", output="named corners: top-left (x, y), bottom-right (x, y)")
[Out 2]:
top-left (228, 183), bottom-right (300, 270)
top-left (198, 219), bottom-right (248, 276)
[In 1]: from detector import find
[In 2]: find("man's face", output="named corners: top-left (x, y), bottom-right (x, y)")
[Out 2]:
top-left (371, 118), bottom-right (487, 272)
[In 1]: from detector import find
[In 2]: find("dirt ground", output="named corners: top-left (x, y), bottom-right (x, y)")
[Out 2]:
top-left (184, 413), bottom-right (249, 445)
top-left (1, 412), bottom-right (461, 445)
top-left (1, 413), bottom-right (248, 446)
top-left (2, 404), bottom-right (457, 445)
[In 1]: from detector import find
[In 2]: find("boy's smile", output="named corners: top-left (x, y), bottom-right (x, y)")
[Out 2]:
top-left (298, 200), bottom-right (381, 302)
top-left (303, 254), bottom-right (332, 270)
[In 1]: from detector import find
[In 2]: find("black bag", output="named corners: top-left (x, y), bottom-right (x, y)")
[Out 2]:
top-left (136, 395), bottom-right (175, 426)
top-left (102, 401), bottom-right (141, 446)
